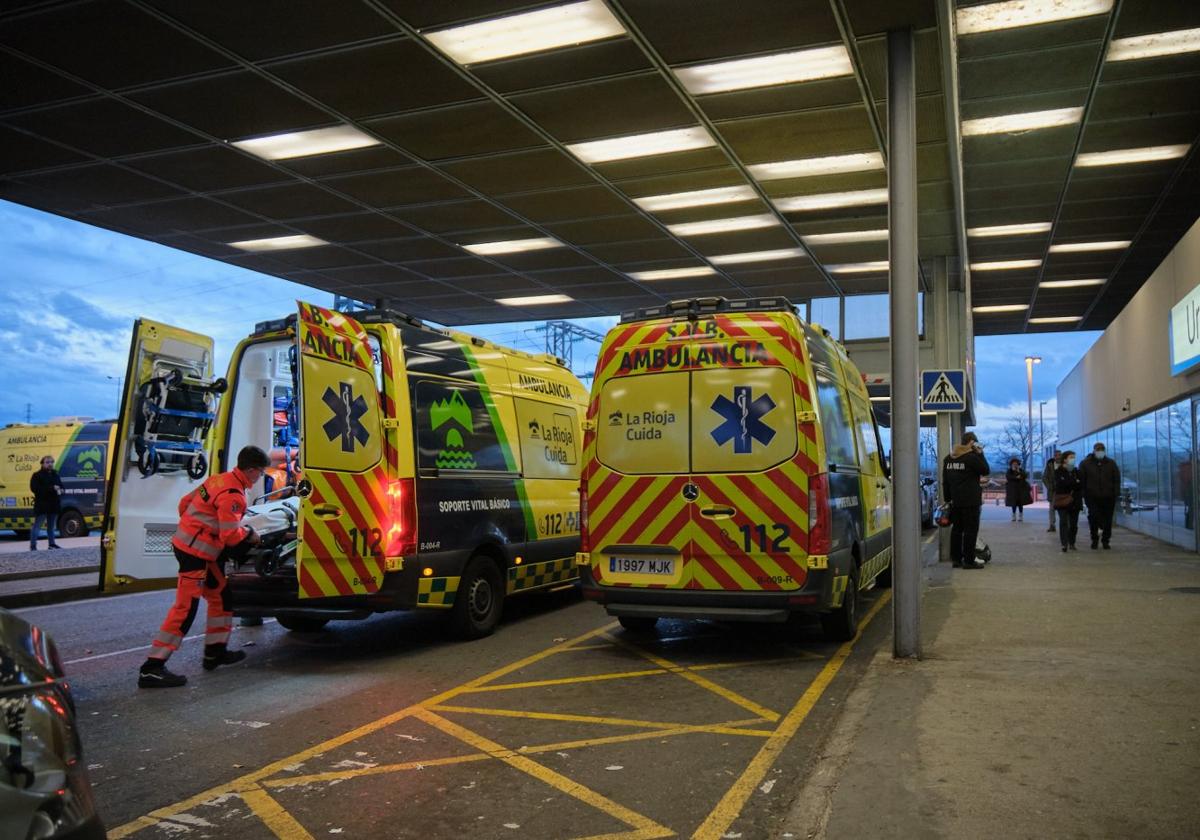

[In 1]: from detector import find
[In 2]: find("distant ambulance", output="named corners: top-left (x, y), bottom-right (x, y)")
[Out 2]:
top-left (577, 297), bottom-right (892, 641)
top-left (102, 302), bottom-right (586, 638)
top-left (0, 419), bottom-right (115, 537)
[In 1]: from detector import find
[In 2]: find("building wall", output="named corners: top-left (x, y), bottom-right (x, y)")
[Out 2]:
top-left (1058, 218), bottom-right (1200, 441)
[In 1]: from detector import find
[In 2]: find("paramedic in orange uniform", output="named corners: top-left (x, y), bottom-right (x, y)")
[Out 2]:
top-left (138, 446), bottom-right (270, 688)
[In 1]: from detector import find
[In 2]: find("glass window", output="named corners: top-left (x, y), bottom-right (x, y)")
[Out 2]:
top-left (415, 381), bottom-right (513, 474)
top-left (1136, 413), bottom-right (1157, 523)
top-left (850, 395), bottom-right (882, 474)
top-left (815, 367), bottom-right (857, 468)
top-left (844, 294), bottom-right (890, 341)
top-left (596, 374), bottom-right (689, 475)
top-left (691, 367), bottom-right (797, 474)
top-left (1157, 407), bottom-right (1172, 524)
top-left (59, 443), bottom-right (106, 481)
top-left (1169, 401), bottom-right (1193, 536)
top-left (810, 297), bottom-right (841, 340)
top-left (1117, 420), bottom-right (1136, 516)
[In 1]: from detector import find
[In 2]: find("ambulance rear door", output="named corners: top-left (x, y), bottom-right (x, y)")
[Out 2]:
top-left (101, 319), bottom-right (217, 591)
top-left (293, 301), bottom-right (391, 600)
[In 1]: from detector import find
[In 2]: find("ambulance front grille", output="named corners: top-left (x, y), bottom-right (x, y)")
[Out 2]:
top-left (143, 526), bottom-right (175, 555)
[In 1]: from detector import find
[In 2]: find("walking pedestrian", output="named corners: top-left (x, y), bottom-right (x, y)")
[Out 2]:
top-left (1043, 450), bottom-right (1060, 532)
top-left (137, 445), bottom-right (270, 688)
top-left (942, 431), bottom-right (990, 569)
top-left (1005, 458), bottom-right (1030, 521)
top-left (1079, 442), bottom-right (1121, 550)
top-left (1053, 450), bottom-right (1082, 552)
top-left (29, 455), bottom-right (64, 550)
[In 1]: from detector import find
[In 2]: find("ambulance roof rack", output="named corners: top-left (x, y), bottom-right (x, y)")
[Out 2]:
top-left (253, 308), bottom-right (430, 337)
top-left (620, 296), bottom-right (797, 324)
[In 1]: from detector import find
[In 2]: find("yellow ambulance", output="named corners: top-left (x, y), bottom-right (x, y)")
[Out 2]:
top-left (101, 301), bottom-right (585, 638)
top-left (577, 297), bottom-right (892, 641)
top-left (0, 419), bottom-right (116, 537)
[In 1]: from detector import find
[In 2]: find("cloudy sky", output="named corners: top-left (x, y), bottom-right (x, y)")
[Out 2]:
top-left (0, 198), bottom-right (1097, 444)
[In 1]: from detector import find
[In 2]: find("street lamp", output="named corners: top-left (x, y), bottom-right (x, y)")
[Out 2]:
top-left (106, 375), bottom-right (123, 414)
top-left (1038, 399), bottom-right (1048, 474)
top-left (1024, 356), bottom-right (1041, 470)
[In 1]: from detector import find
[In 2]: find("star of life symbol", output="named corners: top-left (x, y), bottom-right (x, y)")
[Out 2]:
top-left (710, 386), bottom-right (776, 454)
top-left (322, 382), bottom-right (370, 453)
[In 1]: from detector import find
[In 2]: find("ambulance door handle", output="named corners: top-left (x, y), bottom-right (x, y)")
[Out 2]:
top-left (700, 506), bottom-right (736, 519)
top-left (312, 504), bottom-right (342, 520)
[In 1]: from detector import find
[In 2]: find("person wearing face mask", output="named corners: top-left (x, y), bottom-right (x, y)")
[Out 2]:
top-left (1079, 442), bottom-right (1121, 550)
top-left (1042, 450), bottom-right (1061, 533)
top-left (942, 431), bottom-right (991, 569)
top-left (1052, 451), bottom-right (1083, 552)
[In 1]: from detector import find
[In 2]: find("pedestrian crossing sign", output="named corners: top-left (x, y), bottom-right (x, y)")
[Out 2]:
top-left (921, 369), bottom-right (966, 412)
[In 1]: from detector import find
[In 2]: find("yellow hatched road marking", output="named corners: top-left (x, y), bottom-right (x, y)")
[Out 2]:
top-left (431, 704), bottom-right (770, 737)
top-left (520, 718), bottom-right (770, 753)
top-left (416, 708), bottom-right (674, 837)
top-left (603, 634), bottom-right (780, 722)
top-left (691, 590), bottom-right (892, 840)
top-left (264, 753), bottom-right (492, 789)
top-left (240, 786), bottom-right (316, 840)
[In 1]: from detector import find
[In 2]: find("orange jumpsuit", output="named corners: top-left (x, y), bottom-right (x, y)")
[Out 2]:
top-left (147, 468), bottom-right (255, 662)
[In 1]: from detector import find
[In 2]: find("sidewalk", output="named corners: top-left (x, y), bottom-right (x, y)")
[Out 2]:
top-left (781, 506), bottom-right (1200, 839)
top-left (0, 540), bottom-right (101, 608)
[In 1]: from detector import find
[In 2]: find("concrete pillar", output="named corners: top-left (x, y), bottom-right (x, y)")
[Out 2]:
top-left (934, 258), bottom-right (953, 563)
top-left (888, 27), bottom-right (921, 659)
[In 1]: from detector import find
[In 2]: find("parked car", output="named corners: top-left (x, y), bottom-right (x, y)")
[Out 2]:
top-left (919, 475), bottom-right (938, 528)
top-left (0, 608), bottom-right (105, 840)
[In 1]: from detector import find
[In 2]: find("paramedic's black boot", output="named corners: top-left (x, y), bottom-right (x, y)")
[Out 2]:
top-left (203, 644), bottom-right (246, 671)
top-left (138, 659), bottom-right (187, 688)
top-left (1091, 540), bottom-right (1099, 549)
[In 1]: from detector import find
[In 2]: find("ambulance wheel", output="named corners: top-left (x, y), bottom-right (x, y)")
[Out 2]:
top-left (276, 617), bottom-right (328, 632)
top-left (58, 510), bottom-right (86, 539)
top-left (450, 555), bottom-right (503, 640)
top-left (820, 569), bottom-right (859, 642)
top-left (187, 453), bottom-right (208, 480)
top-left (618, 616), bottom-right (659, 634)
top-left (137, 448), bottom-right (159, 477)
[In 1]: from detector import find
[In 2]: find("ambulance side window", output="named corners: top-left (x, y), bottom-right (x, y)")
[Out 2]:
top-left (849, 395), bottom-right (881, 475)
top-left (814, 367), bottom-right (858, 471)
top-left (59, 443), bottom-right (106, 481)
top-left (414, 380), bottom-right (512, 474)
top-left (515, 399), bottom-right (578, 481)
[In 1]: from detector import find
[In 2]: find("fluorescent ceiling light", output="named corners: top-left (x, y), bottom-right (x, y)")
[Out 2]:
top-left (1047, 240), bottom-right (1130, 253)
top-left (1076, 144), bottom-right (1190, 167)
top-left (709, 248), bottom-right (805, 265)
top-left (463, 237), bottom-right (562, 255)
top-left (869, 396), bottom-right (890, 402)
top-left (633, 185), bottom-right (758, 212)
top-left (961, 107), bottom-right (1083, 136)
top-left (674, 45), bottom-right (852, 95)
top-left (666, 214), bottom-right (777, 237)
top-left (228, 234), bottom-right (328, 252)
top-left (1039, 278), bottom-right (1104, 288)
top-left (967, 222), bottom-right (1052, 237)
top-left (956, 0), bottom-right (1112, 35)
top-left (971, 259), bottom-right (1042, 271)
top-left (827, 261), bottom-right (889, 274)
top-left (424, 0), bottom-right (625, 64)
top-left (774, 188), bottom-right (889, 212)
top-left (497, 294), bottom-right (574, 306)
top-left (232, 126), bottom-right (379, 160)
top-left (973, 304), bottom-right (1029, 313)
top-left (1029, 316), bottom-right (1083, 324)
top-left (802, 229), bottom-right (889, 245)
top-left (1108, 27), bottom-right (1200, 62)
top-left (566, 127), bottom-right (715, 164)
top-left (628, 266), bottom-right (717, 281)
top-left (748, 151), bottom-right (885, 181)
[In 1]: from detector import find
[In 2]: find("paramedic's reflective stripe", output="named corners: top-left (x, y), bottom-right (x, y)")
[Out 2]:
top-left (218, 521), bottom-right (242, 532)
top-left (206, 617), bottom-right (233, 645)
top-left (170, 527), bottom-right (223, 561)
top-left (153, 631), bottom-right (183, 649)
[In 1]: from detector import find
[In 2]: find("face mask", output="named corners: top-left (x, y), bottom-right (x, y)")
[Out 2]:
top-left (1066, 458), bottom-right (1076, 468)
top-left (1094, 451), bottom-right (1106, 460)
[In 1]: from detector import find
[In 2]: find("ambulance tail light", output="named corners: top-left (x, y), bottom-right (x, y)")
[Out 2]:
top-left (808, 473), bottom-right (832, 556)
top-left (387, 478), bottom-right (417, 556)
top-left (579, 482), bottom-right (589, 552)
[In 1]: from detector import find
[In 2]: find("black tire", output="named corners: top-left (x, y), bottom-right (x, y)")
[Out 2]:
top-left (57, 510), bottom-right (86, 539)
top-left (276, 616), bottom-right (329, 633)
top-left (821, 568), bottom-right (860, 642)
top-left (449, 555), bottom-right (504, 640)
top-left (618, 615), bottom-right (659, 634)
top-left (137, 447), bottom-right (159, 477)
top-left (187, 452), bottom-right (208, 480)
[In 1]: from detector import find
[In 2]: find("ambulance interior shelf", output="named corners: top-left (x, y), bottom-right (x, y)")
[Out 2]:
top-left (132, 365), bottom-right (226, 479)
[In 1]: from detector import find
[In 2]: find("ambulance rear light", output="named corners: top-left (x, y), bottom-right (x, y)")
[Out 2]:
top-left (808, 473), bottom-right (832, 556)
top-left (387, 478), bottom-right (417, 556)
top-left (579, 483), bottom-right (590, 553)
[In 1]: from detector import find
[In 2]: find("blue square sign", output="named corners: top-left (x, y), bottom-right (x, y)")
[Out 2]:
top-left (921, 370), bottom-right (966, 412)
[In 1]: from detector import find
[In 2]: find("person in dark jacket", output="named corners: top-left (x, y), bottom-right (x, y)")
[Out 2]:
top-left (942, 431), bottom-right (991, 568)
top-left (29, 455), bottom-right (64, 550)
top-left (1042, 450), bottom-right (1061, 532)
top-left (1053, 450), bottom-right (1083, 552)
top-left (1079, 442), bottom-right (1121, 549)
top-left (1004, 458), bottom-right (1030, 522)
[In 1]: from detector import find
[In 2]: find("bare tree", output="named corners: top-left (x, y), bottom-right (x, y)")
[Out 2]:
top-left (994, 416), bottom-right (1055, 473)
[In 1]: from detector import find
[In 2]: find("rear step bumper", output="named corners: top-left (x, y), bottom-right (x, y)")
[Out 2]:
top-left (607, 603), bottom-right (789, 623)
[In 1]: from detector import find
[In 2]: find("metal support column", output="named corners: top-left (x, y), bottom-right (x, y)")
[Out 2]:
top-left (933, 257), bottom-right (953, 564)
top-left (888, 28), bottom-right (921, 659)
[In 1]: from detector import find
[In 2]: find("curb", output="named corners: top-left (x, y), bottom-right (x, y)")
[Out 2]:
top-left (0, 584), bottom-right (106, 610)
top-left (0, 565), bottom-right (100, 583)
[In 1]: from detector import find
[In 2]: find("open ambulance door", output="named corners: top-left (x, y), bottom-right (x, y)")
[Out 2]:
top-left (101, 319), bottom-right (218, 592)
top-left (294, 301), bottom-right (391, 600)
